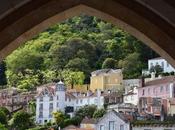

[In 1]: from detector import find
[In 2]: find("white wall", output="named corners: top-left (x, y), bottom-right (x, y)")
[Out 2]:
top-left (148, 58), bottom-right (175, 73)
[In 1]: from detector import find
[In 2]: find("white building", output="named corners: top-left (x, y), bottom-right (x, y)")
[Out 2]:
top-left (148, 57), bottom-right (175, 73)
top-left (123, 87), bottom-right (138, 106)
top-left (36, 81), bottom-right (104, 124)
top-left (96, 110), bottom-right (130, 130)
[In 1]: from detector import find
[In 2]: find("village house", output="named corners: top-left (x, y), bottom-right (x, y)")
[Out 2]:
top-left (123, 87), bottom-right (138, 106)
top-left (96, 110), bottom-right (130, 130)
top-left (36, 81), bottom-right (105, 124)
top-left (90, 69), bottom-right (123, 92)
top-left (138, 76), bottom-right (175, 99)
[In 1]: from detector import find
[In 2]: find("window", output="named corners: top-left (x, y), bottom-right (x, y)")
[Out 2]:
top-left (109, 121), bottom-right (115, 130)
top-left (39, 97), bottom-right (43, 102)
top-left (100, 125), bottom-right (104, 130)
top-left (160, 86), bottom-right (164, 92)
top-left (57, 96), bottom-right (59, 100)
top-left (49, 103), bottom-right (53, 110)
top-left (39, 103), bottom-right (43, 110)
top-left (120, 125), bottom-right (124, 130)
top-left (148, 88), bottom-right (150, 93)
top-left (50, 96), bottom-right (53, 101)
top-left (80, 99), bottom-right (82, 103)
top-left (94, 99), bottom-right (98, 104)
top-left (57, 102), bottom-right (59, 107)
top-left (161, 61), bottom-right (164, 68)
top-left (166, 85), bottom-right (169, 92)
top-left (39, 111), bottom-right (43, 118)
top-left (76, 99), bottom-right (78, 104)
top-left (142, 89), bottom-right (145, 96)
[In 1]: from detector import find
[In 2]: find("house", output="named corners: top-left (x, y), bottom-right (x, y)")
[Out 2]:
top-left (90, 69), bottom-right (123, 92)
top-left (36, 81), bottom-right (105, 124)
top-left (148, 57), bottom-right (175, 73)
top-left (123, 79), bottom-right (141, 94)
top-left (123, 87), bottom-right (138, 106)
top-left (138, 76), bottom-right (175, 99)
top-left (96, 110), bottom-right (130, 130)
top-left (138, 97), bottom-right (167, 118)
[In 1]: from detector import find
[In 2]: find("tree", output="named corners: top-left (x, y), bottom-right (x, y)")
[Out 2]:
top-left (149, 64), bottom-right (163, 75)
top-left (0, 123), bottom-right (7, 130)
top-left (12, 111), bottom-right (32, 130)
top-left (93, 108), bottom-right (106, 119)
top-left (52, 111), bottom-right (64, 127)
top-left (62, 70), bottom-right (85, 89)
top-left (75, 105), bottom-right (97, 120)
top-left (0, 110), bottom-right (7, 125)
top-left (102, 58), bottom-right (116, 69)
top-left (0, 107), bottom-right (10, 118)
top-left (118, 52), bottom-right (142, 78)
top-left (28, 101), bottom-right (36, 115)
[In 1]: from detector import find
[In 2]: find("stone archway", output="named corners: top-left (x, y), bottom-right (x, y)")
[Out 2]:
top-left (0, 0), bottom-right (175, 66)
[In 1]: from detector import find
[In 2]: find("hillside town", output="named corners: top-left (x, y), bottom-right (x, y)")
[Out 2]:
top-left (1, 57), bottom-right (175, 130)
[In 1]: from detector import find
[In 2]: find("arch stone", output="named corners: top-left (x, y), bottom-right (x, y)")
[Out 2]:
top-left (0, 0), bottom-right (175, 66)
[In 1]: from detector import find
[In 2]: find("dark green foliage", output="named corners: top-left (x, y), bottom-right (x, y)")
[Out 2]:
top-left (75, 105), bottom-right (97, 120)
top-left (0, 61), bottom-right (7, 86)
top-left (12, 111), bottom-right (32, 130)
top-left (149, 64), bottom-right (163, 75)
top-left (6, 15), bottom-right (158, 89)
top-left (0, 110), bottom-right (7, 125)
top-left (93, 108), bottom-right (106, 119)
top-left (102, 58), bottom-right (116, 69)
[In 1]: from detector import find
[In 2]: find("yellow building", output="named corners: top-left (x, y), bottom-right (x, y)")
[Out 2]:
top-left (90, 69), bottom-right (123, 92)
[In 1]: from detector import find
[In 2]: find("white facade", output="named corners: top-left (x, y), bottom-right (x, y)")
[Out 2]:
top-left (123, 87), bottom-right (138, 106)
top-left (36, 82), bottom-right (104, 124)
top-left (148, 57), bottom-right (175, 73)
top-left (96, 110), bottom-right (130, 130)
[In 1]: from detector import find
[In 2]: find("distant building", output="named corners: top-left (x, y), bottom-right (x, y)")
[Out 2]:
top-left (148, 57), bottom-right (175, 73)
top-left (36, 81), bottom-right (105, 124)
top-left (107, 103), bottom-right (137, 114)
top-left (96, 110), bottom-right (130, 130)
top-left (90, 69), bottom-right (123, 92)
top-left (133, 126), bottom-right (175, 130)
top-left (123, 79), bottom-right (141, 94)
top-left (123, 87), bottom-right (138, 106)
top-left (138, 76), bottom-right (175, 99)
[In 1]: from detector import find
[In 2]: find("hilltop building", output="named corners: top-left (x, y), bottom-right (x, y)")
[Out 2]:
top-left (90, 69), bottom-right (123, 92)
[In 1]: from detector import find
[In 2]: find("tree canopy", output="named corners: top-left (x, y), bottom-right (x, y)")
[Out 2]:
top-left (5, 14), bottom-right (158, 90)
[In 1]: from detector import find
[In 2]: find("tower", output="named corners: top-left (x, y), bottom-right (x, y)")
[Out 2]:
top-left (55, 81), bottom-right (66, 112)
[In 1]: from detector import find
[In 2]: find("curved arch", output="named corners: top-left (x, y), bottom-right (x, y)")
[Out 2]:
top-left (0, 0), bottom-right (175, 66)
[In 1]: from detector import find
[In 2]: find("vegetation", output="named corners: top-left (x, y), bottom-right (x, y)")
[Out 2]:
top-left (4, 14), bottom-right (158, 90)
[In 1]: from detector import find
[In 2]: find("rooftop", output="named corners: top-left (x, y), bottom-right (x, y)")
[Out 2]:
top-left (91, 69), bottom-right (122, 76)
top-left (144, 76), bottom-right (175, 87)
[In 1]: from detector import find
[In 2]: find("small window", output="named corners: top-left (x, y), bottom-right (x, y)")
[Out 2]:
top-left (120, 125), bottom-right (124, 130)
top-left (167, 62), bottom-right (169, 67)
top-left (142, 89), bottom-right (145, 96)
top-left (57, 102), bottom-right (59, 107)
top-left (50, 96), bottom-right (53, 101)
top-left (160, 86), bottom-right (164, 92)
top-left (57, 96), bottom-right (59, 100)
top-left (100, 125), bottom-right (104, 130)
top-left (39, 97), bottom-right (43, 102)
top-left (166, 85), bottom-right (169, 92)
top-left (161, 62), bottom-right (164, 68)
top-left (109, 121), bottom-right (115, 130)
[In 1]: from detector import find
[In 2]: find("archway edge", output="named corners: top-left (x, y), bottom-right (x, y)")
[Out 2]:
top-left (0, 1), bottom-right (174, 67)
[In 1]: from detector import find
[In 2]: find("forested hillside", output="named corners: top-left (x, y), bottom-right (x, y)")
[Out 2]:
top-left (5, 15), bottom-right (158, 90)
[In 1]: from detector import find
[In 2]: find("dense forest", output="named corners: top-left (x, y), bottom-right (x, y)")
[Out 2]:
top-left (2, 14), bottom-right (158, 90)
